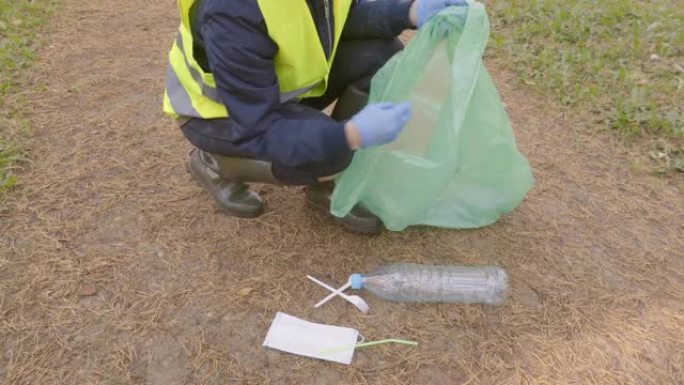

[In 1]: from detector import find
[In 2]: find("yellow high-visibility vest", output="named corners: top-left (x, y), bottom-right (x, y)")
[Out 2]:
top-left (163, 0), bottom-right (353, 120)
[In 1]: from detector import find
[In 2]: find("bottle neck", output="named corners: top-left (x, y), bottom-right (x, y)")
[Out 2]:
top-left (351, 274), bottom-right (364, 289)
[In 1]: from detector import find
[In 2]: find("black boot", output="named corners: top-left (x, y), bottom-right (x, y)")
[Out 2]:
top-left (331, 85), bottom-right (369, 121)
top-left (305, 182), bottom-right (383, 235)
top-left (186, 148), bottom-right (279, 218)
top-left (306, 85), bottom-right (381, 234)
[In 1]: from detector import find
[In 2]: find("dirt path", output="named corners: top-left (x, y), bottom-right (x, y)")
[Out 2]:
top-left (1, 1), bottom-right (682, 384)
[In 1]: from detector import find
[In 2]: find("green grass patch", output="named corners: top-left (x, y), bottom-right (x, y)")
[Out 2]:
top-left (0, 0), bottom-right (51, 203)
top-left (486, 0), bottom-right (684, 170)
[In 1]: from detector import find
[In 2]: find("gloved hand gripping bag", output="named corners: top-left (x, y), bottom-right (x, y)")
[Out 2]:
top-left (331, 3), bottom-right (534, 231)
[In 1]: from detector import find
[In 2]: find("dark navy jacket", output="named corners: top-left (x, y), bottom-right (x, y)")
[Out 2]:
top-left (188, 0), bottom-right (414, 168)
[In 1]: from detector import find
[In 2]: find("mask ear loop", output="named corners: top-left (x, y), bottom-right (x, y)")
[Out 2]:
top-left (319, 335), bottom-right (418, 355)
top-left (357, 333), bottom-right (366, 344)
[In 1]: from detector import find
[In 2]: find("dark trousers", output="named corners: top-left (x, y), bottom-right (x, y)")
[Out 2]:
top-left (181, 38), bottom-right (403, 185)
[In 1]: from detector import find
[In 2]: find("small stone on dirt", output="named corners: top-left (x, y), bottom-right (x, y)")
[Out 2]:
top-left (674, 158), bottom-right (684, 173)
top-left (79, 284), bottom-right (97, 297)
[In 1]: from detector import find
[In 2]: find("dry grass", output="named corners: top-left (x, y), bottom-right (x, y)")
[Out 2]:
top-left (1, 1), bottom-right (683, 384)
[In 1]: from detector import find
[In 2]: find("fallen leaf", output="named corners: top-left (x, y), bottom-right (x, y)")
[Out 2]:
top-left (649, 151), bottom-right (668, 161)
top-left (646, 22), bottom-right (660, 32)
top-left (79, 284), bottom-right (97, 297)
top-left (237, 287), bottom-right (253, 297)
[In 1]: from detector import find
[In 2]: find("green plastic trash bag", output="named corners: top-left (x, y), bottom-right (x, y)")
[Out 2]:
top-left (331, 2), bottom-right (534, 231)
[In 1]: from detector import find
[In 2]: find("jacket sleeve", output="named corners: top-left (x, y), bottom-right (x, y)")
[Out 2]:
top-left (343, 0), bottom-right (415, 39)
top-left (199, 0), bottom-right (350, 168)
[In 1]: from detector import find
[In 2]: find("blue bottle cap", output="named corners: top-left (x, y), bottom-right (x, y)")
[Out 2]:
top-left (351, 274), bottom-right (364, 290)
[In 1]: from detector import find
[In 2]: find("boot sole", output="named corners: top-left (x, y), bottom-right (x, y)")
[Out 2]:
top-left (306, 199), bottom-right (382, 235)
top-left (186, 160), bottom-right (264, 219)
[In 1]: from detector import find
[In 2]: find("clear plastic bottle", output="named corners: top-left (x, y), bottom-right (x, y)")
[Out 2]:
top-left (350, 263), bottom-right (508, 305)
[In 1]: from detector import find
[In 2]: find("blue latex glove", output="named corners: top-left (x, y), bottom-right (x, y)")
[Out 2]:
top-left (351, 102), bottom-right (412, 148)
top-left (416, 0), bottom-right (469, 28)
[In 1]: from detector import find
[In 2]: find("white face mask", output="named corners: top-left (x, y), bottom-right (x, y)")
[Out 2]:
top-left (263, 312), bottom-right (359, 365)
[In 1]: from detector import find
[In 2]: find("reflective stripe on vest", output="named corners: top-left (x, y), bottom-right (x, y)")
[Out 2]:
top-left (165, 63), bottom-right (198, 118)
top-left (163, 0), bottom-right (353, 120)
